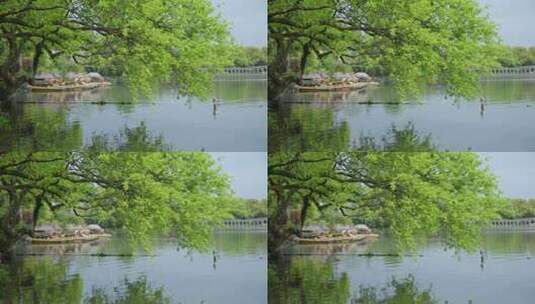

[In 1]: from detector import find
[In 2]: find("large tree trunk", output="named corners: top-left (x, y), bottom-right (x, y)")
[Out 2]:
top-left (268, 193), bottom-right (294, 257)
top-left (0, 35), bottom-right (26, 104)
top-left (32, 40), bottom-right (45, 78)
top-left (268, 38), bottom-right (295, 104)
top-left (299, 196), bottom-right (310, 235)
top-left (0, 190), bottom-right (26, 260)
top-left (299, 43), bottom-right (311, 83)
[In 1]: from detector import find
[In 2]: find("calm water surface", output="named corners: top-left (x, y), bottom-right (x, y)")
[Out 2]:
top-left (1, 81), bottom-right (266, 151)
top-left (269, 231), bottom-right (535, 304)
top-left (269, 80), bottom-right (535, 152)
top-left (1, 231), bottom-right (267, 304)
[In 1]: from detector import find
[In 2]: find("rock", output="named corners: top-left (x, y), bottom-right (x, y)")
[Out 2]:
top-left (332, 225), bottom-right (356, 234)
top-left (87, 224), bottom-right (105, 234)
top-left (355, 224), bottom-right (371, 234)
top-left (33, 73), bottom-right (61, 86)
top-left (64, 224), bottom-right (84, 237)
top-left (87, 72), bottom-right (105, 82)
top-left (354, 72), bottom-right (372, 82)
top-left (34, 223), bottom-right (62, 238)
top-left (332, 72), bottom-right (348, 82)
top-left (289, 235), bottom-right (300, 241)
top-left (301, 73), bottom-right (322, 86)
top-left (301, 225), bottom-right (327, 238)
top-left (65, 72), bottom-right (79, 81)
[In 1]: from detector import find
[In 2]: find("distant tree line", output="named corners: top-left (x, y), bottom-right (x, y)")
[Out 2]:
top-left (500, 198), bottom-right (535, 219)
top-left (229, 198), bottom-right (267, 219)
top-left (499, 47), bottom-right (535, 67)
top-left (233, 46), bottom-right (267, 67)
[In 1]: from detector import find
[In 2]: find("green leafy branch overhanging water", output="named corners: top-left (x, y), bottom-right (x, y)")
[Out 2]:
top-left (0, 151), bottom-right (239, 260)
top-left (268, 0), bottom-right (507, 101)
top-left (268, 152), bottom-right (506, 254)
top-left (0, 0), bottom-right (238, 101)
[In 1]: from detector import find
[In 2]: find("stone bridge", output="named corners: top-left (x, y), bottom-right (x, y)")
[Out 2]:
top-left (214, 66), bottom-right (267, 81)
top-left (489, 217), bottom-right (535, 230)
top-left (221, 217), bottom-right (268, 231)
top-left (484, 65), bottom-right (535, 80)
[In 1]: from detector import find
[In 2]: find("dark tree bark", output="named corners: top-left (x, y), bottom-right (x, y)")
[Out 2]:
top-left (268, 38), bottom-right (296, 103)
top-left (299, 42), bottom-right (311, 83)
top-left (0, 188), bottom-right (27, 260)
top-left (268, 192), bottom-right (294, 257)
top-left (299, 195), bottom-right (310, 235)
top-left (32, 39), bottom-right (46, 78)
top-left (0, 35), bottom-right (27, 103)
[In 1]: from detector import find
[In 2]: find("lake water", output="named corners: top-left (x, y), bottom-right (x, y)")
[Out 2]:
top-left (0, 231), bottom-right (267, 304)
top-left (269, 231), bottom-right (535, 304)
top-left (0, 81), bottom-right (266, 152)
top-left (269, 80), bottom-right (535, 152)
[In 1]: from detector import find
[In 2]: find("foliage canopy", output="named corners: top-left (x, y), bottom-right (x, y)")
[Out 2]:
top-left (268, 152), bottom-right (505, 252)
top-left (0, 152), bottom-right (232, 258)
top-left (268, 0), bottom-right (506, 99)
top-left (0, 0), bottom-right (235, 99)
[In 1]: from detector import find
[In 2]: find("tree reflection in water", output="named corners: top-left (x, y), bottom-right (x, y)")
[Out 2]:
top-left (269, 102), bottom-right (435, 152)
top-left (269, 258), bottom-right (438, 304)
top-left (269, 257), bottom-right (351, 304)
top-left (87, 122), bottom-right (171, 152)
top-left (0, 100), bottom-right (171, 151)
top-left (352, 275), bottom-right (438, 304)
top-left (85, 276), bottom-right (171, 304)
top-left (0, 259), bottom-right (172, 304)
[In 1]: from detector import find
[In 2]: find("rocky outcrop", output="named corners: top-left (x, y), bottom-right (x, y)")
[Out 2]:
top-left (299, 224), bottom-right (373, 239)
top-left (300, 72), bottom-right (374, 87)
top-left (87, 72), bottom-right (105, 82)
top-left (33, 224), bottom-right (62, 238)
top-left (32, 224), bottom-right (107, 239)
top-left (87, 224), bottom-right (105, 234)
top-left (31, 72), bottom-right (108, 87)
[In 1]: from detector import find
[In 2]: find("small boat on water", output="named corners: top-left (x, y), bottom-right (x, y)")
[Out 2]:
top-left (30, 233), bottom-right (112, 244)
top-left (296, 82), bottom-right (373, 92)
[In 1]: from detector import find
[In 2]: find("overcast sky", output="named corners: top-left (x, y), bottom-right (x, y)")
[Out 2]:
top-left (212, 0), bottom-right (267, 47)
top-left (479, 153), bottom-right (535, 199)
top-left (210, 152), bottom-right (266, 199)
top-left (479, 0), bottom-right (535, 46)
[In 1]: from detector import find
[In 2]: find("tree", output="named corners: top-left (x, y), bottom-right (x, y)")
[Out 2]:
top-left (229, 197), bottom-right (268, 219)
top-left (0, 0), bottom-right (235, 101)
top-left (0, 152), bottom-right (232, 260)
top-left (268, 0), bottom-right (505, 100)
top-left (268, 258), bottom-right (351, 304)
top-left (233, 46), bottom-right (268, 67)
top-left (499, 47), bottom-right (535, 67)
top-left (268, 152), bottom-right (505, 254)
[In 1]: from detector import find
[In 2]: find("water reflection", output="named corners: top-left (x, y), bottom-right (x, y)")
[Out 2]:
top-left (0, 259), bottom-right (171, 304)
top-left (0, 258), bottom-right (84, 304)
top-left (85, 276), bottom-right (172, 304)
top-left (269, 258), bottom-right (439, 304)
top-left (1, 81), bottom-right (266, 151)
top-left (1, 232), bottom-right (266, 304)
top-left (270, 80), bottom-right (535, 151)
top-left (269, 258), bottom-right (351, 304)
top-left (269, 231), bottom-right (535, 304)
top-left (269, 102), bottom-right (435, 152)
top-left (352, 275), bottom-right (438, 304)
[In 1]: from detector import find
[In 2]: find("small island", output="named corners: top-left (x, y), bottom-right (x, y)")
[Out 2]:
top-left (28, 72), bottom-right (111, 92)
top-left (291, 224), bottom-right (378, 244)
top-left (29, 224), bottom-right (111, 244)
top-left (295, 72), bottom-right (378, 92)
